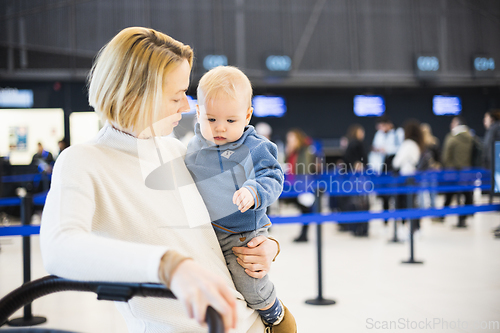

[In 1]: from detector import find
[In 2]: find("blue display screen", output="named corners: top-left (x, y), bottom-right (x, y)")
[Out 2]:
top-left (353, 95), bottom-right (385, 117)
top-left (0, 89), bottom-right (34, 108)
top-left (432, 96), bottom-right (462, 116)
top-left (252, 96), bottom-right (286, 117)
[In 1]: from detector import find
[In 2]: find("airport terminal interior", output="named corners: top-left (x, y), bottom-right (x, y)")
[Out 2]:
top-left (1, 1), bottom-right (500, 332)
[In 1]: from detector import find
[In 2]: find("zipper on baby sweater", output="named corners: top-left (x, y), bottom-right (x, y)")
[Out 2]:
top-left (217, 146), bottom-right (239, 191)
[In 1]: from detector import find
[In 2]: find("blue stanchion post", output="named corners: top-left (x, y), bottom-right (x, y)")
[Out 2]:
top-left (305, 188), bottom-right (336, 306)
top-left (7, 190), bottom-right (47, 327)
top-left (402, 177), bottom-right (423, 265)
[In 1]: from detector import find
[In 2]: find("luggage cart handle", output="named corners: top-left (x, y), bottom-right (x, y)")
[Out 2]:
top-left (0, 275), bottom-right (224, 333)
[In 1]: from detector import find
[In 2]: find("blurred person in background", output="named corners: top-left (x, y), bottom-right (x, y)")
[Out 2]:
top-left (393, 119), bottom-right (424, 233)
top-left (284, 128), bottom-right (317, 242)
top-left (439, 116), bottom-right (474, 228)
top-left (482, 110), bottom-right (500, 236)
top-left (417, 123), bottom-right (441, 209)
top-left (482, 110), bottom-right (500, 170)
top-left (255, 122), bottom-right (272, 140)
top-left (56, 138), bottom-right (69, 159)
top-left (339, 124), bottom-right (369, 236)
top-left (369, 116), bottom-right (404, 225)
top-left (31, 142), bottom-right (54, 173)
top-left (343, 124), bottom-right (367, 172)
top-left (369, 116), bottom-right (405, 173)
top-left (255, 122), bottom-right (285, 164)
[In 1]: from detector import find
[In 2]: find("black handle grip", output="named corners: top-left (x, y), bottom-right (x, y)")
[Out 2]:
top-left (0, 275), bottom-right (224, 333)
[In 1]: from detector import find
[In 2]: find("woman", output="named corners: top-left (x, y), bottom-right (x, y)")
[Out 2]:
top-left (339, 124), bottom-right (369, 236)
top-left (40, 27), bottom-right (278, 332)
top-left (343, 124), bottom-right (367, 172)
top-left (284, 128), bottom-right (317, 242)
top-left (418, 123), bottom-right (441, 209)
top-left (393, 119), bottom-right (424, 231)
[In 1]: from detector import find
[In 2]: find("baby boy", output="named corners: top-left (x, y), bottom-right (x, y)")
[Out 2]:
top-left (185, 66), bottom-right (296, 332)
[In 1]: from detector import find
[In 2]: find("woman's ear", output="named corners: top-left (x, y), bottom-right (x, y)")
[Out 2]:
top-left (246, 107), bottom-right (253, 125)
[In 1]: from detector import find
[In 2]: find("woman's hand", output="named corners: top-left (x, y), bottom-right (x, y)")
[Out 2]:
top-left (232, 235), bottom-right (279, 279)
top-left (168, 260), bottom-right (237, 331)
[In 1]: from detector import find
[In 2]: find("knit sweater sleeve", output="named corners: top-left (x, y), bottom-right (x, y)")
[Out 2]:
top-left (242, 140), bottom-right (283, 210)
top-left (40, 146), bottom-right (169, 283)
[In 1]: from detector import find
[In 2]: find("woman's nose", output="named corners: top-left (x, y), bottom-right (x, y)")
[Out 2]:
top-left (179, 95), bottom-right (190, 113)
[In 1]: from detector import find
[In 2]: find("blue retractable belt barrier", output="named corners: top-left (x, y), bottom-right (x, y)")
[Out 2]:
top-left (280, 184), bottom-right (489, 198)
top-left (1, 174), bottom-right (42, 183)
top-left (270, 204), bottom-right (500, 224)
top-left (2, 204), bottom-right (496, 237)
top-left (0, 197), bottom-right (21, 207)
top-left (0, 226), bottom-right (41, 237)
top-left (32, 192), bottom-right (48, 206)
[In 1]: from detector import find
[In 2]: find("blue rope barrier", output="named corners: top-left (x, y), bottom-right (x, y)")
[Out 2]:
top-left (270, 204), bottom-right (500, 224)
top-left (1, 174), bottom-right (45, 183)
top-left (0, 197), bottom-right (21, 207)
top-left (280, 184), bottom-right (490, 198)
top-left (286, 169), bottom-right (490, 187)
top-left (4, 205), bottom-right (495, 237)
top-left (33, 192), bottom-right (48, 206)
top-left (0, 225), bottom-right (41, 237)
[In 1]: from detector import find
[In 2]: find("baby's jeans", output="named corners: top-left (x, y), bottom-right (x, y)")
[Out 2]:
top-left (214, 227), bottom-right (277, 310)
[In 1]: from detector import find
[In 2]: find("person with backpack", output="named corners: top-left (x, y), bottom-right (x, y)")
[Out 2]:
top-left (439, 116), bottom-right (474, 228)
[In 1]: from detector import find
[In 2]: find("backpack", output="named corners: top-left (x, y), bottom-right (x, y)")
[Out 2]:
top-left (417, 149), bottom-right (440, 171)
top-left (470, 136), bottom-right (483, 167)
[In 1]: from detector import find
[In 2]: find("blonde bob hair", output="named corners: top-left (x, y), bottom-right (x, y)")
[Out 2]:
top-left (197, 66), bottom-right (252, 109)
top-left (88, 27), bottom-right (193, 132)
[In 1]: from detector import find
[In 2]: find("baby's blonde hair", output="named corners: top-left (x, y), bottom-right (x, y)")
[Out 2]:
top-left (88, 27), bottom-right (193, 132)
top-left (197, 66), bottom-right (252, 109)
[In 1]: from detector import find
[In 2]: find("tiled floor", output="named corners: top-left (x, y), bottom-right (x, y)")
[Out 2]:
top-left (1, 195), bottom-right (499, 333)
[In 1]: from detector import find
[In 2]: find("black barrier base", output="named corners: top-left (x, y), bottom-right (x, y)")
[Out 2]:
top-left (388, 238), bottom-right (404, 243)
top-left (401, 259), bottom-right (423, 264)
top-left (8, 316), bottom-right (47, 326)
top-left (305, 297), bottom-right (336, 306)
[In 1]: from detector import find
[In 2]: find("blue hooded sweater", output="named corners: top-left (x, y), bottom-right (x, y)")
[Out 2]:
top-left (185, 124), bottom-right (283, 233)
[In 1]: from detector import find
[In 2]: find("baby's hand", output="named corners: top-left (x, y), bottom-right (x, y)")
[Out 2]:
top-left (232, 187), bottom-right (255, 213)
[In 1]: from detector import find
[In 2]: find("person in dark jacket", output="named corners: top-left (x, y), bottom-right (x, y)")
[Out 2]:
top-left (31, 142), bottom-right (54, 173)
top-left (482, 110), bottom-right (500, 170)
top-left (340, 124), bottom-right (369, 236)
top-left (343, 124), bottom-right (367, 170)
top-left (483, 110), bottom-right (500, 236)
top-left (440, 116), bottom-right (474, 228)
